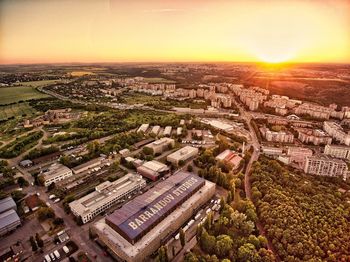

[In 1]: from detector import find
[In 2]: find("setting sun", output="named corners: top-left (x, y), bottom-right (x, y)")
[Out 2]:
top-left (0, 0), bottom-right (349, 64)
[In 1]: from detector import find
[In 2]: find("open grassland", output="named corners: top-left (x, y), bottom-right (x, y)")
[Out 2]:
top-left (70, 71), bottom-right (95, 76)
top-left (0, 103), bottom-right (37, 120)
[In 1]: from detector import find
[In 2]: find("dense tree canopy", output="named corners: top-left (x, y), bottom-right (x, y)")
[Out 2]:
top-left (251, 158), bottom-right (350, 261)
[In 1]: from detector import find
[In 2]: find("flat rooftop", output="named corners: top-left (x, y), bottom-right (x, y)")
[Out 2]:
top-left (105, 172), bottom-right (205, 243)
top-left (94, 178), bottom-right (215, 260)
top-left (167, 146), bottom-right (198, 161)
top-left (43, 163), bottom-right (71, 179)
top-left (71, 157), bottom-right (104, 173)
top-left (69, 174), bottom-right (146, 217)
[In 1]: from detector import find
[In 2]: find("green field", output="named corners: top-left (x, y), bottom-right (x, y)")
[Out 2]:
top-left (0, 80), bottom-right (57, 105)
top-left (0, 103), bottom-right (38, 120)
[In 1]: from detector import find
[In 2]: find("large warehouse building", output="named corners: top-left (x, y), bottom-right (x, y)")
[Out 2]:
top-left (136, 160), bottom-right (169, 181)
top-left (70, 174), bottom-right (146, 223)
top-left (94, 172), bottom-right (215, 262)
top-left (167, 146), bottom-right (198, 166)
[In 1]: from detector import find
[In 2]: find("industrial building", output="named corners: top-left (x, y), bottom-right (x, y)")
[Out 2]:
top-left (304, 154), bottom-right (348, 180)
top-left (0, 197), bottom-right (21, 236)
top-left (41, 163), bottom-right (73, 187)
top-left (136, 160), bottom-right (169, 181)
top-left (324, 144), bottom-right (350, 160)
top-left (69, 174), bottom-right (146, 224)
top-left (137, 124), bottom-right (149, 133)
top-left (167, 146), bottom-right (198, 166)
top-left (163, 126), bottom-right (172, 136)
top-left (94, 172), bottom-right (216, 262)
top-left (71, 157), bottom-right (105, 175)
top-left (151, 125), bottom-right (161, 135)
top-left (215, 149), bottom-right (243, 169)
top-left (144, 137), bottom-right (174, 155)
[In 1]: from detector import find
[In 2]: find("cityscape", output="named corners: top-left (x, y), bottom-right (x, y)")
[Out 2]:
top-left (0, 1), bottom-right (350, 262)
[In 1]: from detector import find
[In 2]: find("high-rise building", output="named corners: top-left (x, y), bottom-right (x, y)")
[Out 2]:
top-left (304, 155), bottom-right (348, 180)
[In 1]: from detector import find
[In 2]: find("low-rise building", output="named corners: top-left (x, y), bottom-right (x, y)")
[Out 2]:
top-left (69, 174), bottom-right (146, 224)
top-left (144, 138), bottom-right (175, 155)
top-left (0, 197), bottom-right (17, 214)
top-left (119, 149), bottom-right (131, 157)
top-left (261, 146), bottom-right (283, 157)
top-left (324, 144), bottom-right (350, 160)
top-left (137, 124), bottom-right (149, 133)
top-left (167, 146), bottom-right (199, 166)
top-left (41, 163), bottom-right (72, 187)
top-left (137, 160), bottom-right (169, 181)
top-left (71, 157), bottom-right (105, 175)
top-left (215, 149), bottom-right (243, 170)
top-left (151, 126), bottom-right (161, 135)
top-left (94, 172), bottom-right (216, 262)
top-left (304, 154), bottom-right (348, 180)
top-left (163, 126), bottom-right (172, 136)
top-left (0, 210), bottom-right (21, 236)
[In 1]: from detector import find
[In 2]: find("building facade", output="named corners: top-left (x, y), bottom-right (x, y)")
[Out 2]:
top-left (304, 155), bottom-right (348, 180)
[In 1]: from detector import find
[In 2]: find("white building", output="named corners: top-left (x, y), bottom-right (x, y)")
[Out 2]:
top-left (304, 155), bottom-right (348, 180)
top-left (69, 174), bottom-right (146, 224)
top-left (323, 121), bottom-right (350, 146)
top-left (324, 144), bottom-right (350, 160)
top-left (151, 126), bottom-right (161, 135)
top-left (137, 124), bottom-right (149, 133)
top-left (167, 146), bottom-right (199, 166)
top-left (42, 163), bottom-right (73, 187)
top-left (144, 138), bottom-right (175, 155)
top-left (163, 126), bottom-right (172, 136)
top-left (137, 160), bottom-right (169, 181)
top-left (261, 146), bottom-right (283, 157)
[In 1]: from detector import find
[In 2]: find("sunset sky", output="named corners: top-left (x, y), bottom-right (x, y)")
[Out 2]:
top-left (1, 0), bottom-right (350, 64)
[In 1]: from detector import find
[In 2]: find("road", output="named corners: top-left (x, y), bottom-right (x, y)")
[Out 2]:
top-left (234, 98), bottom-right (280, 261)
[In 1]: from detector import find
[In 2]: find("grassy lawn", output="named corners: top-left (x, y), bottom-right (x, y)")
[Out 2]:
top-left (0, 102), bottom-right (38, 120)
top-left (121, 93), bottom-right (163, 104)
top-left (0, 86), bottom-right (49, 105)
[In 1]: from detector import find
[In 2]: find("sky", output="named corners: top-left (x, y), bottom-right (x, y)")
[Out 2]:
top-left (0, 0), bottom-right (350, 64)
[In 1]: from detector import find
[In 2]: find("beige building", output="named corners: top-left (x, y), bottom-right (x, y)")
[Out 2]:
top-left (69, 174), bottom-right (146, 224)
top-left (304, 155), bottom-right (348, 180)
top-left (167, 146), bottom-right (199, 166)
top-left (41, 163), bottom-right (72, 187)
top-left (323, 121), bottom-right (350, 146)
top-left (144, 137), bottom-right (175, 155)
top-left (93, 173), bottom-right (216, 262)
top-left (287, 146), bottom-right (313, 165)
top-left (260, 127), bottom-right (294, 143)
top-left (324, 144), bottom-right (350, 160)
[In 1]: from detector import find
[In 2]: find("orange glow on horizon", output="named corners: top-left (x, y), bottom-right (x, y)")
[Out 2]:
top-left (0, 0), bottom-right (349, 64)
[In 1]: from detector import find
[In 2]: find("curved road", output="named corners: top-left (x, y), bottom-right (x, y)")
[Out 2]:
top-left (234, 99), bottom-right (280, 261)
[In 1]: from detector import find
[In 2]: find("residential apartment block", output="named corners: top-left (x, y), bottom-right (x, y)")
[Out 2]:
top-left (324, 144), bottom-right (350, 160)
top-left (304, 155), bottom-right (348, 180)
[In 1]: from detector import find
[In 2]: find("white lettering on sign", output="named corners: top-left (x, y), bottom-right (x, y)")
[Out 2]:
top-left (127, 177), bottom-right (199, 230)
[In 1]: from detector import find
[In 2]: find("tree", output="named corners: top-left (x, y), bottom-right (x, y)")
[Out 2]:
top-left (180, 228), bottom-right (186, 247)
top-left (157, 245), bottom-right (168, 262)
top-left (200, 228), bottom-right (216, 254)
top-left (237, 243), bottom-right (258, 261)
top-left (215, 235), bottom-right (233, 258)
top-left (30, 236), bottom-right (38, 252)
top-left (47, 182), bottom-right (56, 191)
top-left (184, 252), bottom-right (199, 262)
top-left (37, 207), bottom-right (55, 221)
top-left (187, 165), bottom-right (193, 172)
top-left (17, 177), bottom-right (29, 187)
top-left (53, 217), bottom-right (64, 226)
top-left (142, 146), bottom-right (154, 155)
top-left (227, 191), bottom-right (233, 204)
top-left (35, 233), bottom-right (44, 248)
